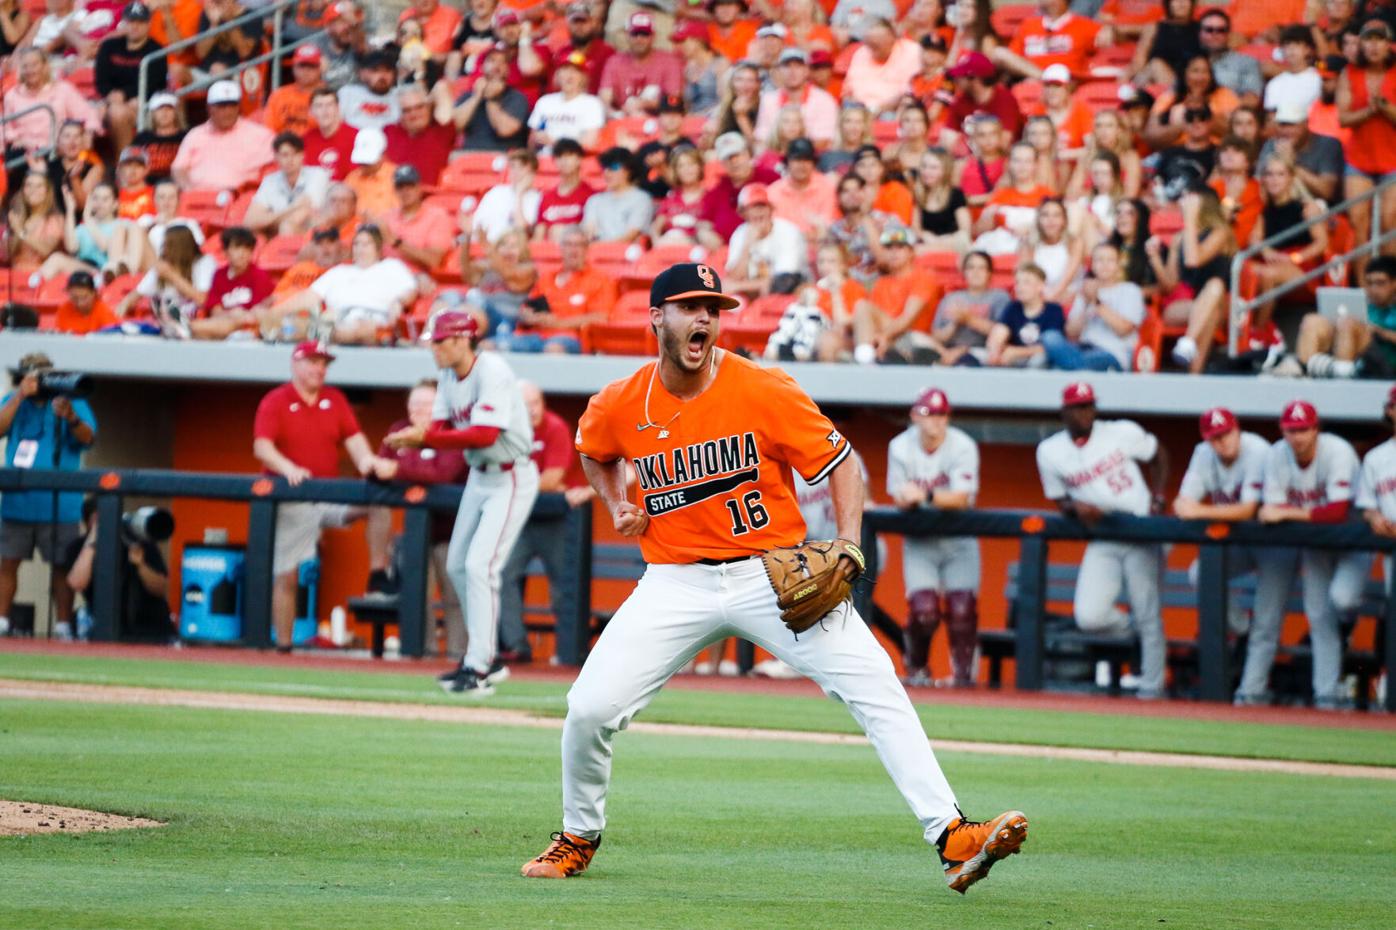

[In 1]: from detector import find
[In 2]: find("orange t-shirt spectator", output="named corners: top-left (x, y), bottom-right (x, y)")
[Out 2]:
top-left (1009, 1), bottom-right (1105, 76)
top-left (52, 273), bottom-right (119, 335)
top-left (116, 147), bottom-right (156, 222)
top-left (264, 45), bottom-right (326, 137)
top-left (273, 227), bottom-right (343, 298)
top-left (399, 0), bottom-right (462, 56)
top-left (860, 227), bottom-right (943, 360)
top-left (527, 228), bottom-right (614, 349)
top-left (708, 0), bottom-right (758, 62)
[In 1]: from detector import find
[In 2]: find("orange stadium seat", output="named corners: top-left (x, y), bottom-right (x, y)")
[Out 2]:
top-left (586, 290), bottom-right (656, 356)
top-left (1133, 306), bottom-right (1163, 372)
top-left (872, 120), bottom-right (900, 147)
top-left (1011, 81), bottom-right (1043, 113)
top-left (180, 190), bottom-right (234, 232)
top-left (990, 4), bottom-right (1035, 37)
top-left (256, 234), bottom-right (306, 273)
top-left (721, 294), bottom-right (791, 353)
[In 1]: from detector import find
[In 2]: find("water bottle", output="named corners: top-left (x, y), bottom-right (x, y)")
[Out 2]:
top-left (280, 312), bottom-right (297, 343)
top-left (496, 321), bottom-right (513, 352)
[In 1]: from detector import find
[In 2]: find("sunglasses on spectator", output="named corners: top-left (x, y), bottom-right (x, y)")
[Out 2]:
top-left (1200, 24), bottom-right (1227, 33)
top-left (1184, 109), bottom-right (1211, 123)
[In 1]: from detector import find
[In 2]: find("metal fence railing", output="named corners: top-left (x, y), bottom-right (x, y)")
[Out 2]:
top-left (0, 468), bottom-right (592, 664)
top-left (1229, 175), bottom-right (1396, 356)
top-left (861, 507), bottom-right (1395, 712)
top-left (0, 103), bottom-right (58, 168)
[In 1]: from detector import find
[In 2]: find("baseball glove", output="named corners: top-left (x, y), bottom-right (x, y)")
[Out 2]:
top-left (761, 539), bottom-right (866, 634)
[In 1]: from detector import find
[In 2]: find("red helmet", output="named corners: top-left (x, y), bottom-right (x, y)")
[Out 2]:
top-left (429, 311), bottom-right (479, 343)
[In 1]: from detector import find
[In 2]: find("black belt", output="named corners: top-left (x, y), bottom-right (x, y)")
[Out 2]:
top-left (695, 554), bottom-right (758, 566)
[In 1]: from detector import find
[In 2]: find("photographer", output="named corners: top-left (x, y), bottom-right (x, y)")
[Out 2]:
top-left (0, 353), bottom-right (96, 640)
top-left (63, 499), bottom-right (172, 642)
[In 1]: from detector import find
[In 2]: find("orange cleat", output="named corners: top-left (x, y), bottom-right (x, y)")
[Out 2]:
top-left (937, 810), bottom-right (1028, 894)
top-left (520, 831), bottom-right (601, 879)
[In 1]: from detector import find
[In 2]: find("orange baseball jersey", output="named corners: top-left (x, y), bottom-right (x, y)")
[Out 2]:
top-left (576, 352), bottom-right (851, 564)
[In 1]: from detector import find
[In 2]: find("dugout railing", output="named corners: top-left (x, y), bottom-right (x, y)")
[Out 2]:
top-left (858, 508), bottom-right (1396, 713)
top-left (0, 467), bottom-right (594, 664)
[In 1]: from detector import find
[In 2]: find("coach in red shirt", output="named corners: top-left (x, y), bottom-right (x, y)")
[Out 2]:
top-left (253, 340), bottom-right (379, 651)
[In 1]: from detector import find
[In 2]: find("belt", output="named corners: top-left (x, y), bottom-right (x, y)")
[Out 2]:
top-left (695, 554), bottom-right (759, 566)
top-left (478, 459), bottom-right (529, 473)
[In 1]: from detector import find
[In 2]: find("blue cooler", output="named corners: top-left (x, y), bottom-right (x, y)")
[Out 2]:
top-left (273, 557), bottom-right (320, 647)
top-left (180, 546), bottom-right (244, 642)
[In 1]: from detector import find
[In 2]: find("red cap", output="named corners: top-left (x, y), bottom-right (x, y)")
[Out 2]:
top-left (292, 340), bottom-right (335, 362)
top-left (946, 51), bottom-right (994, 79)
top-left (912, 387), bottom-right (950, 416)
top-left (292, 44), bottom-right (322, 65)
top-left (494, 8), bottom-right (520, 26)
top-left (628, 10), bottom-right (655, 34)
top-left (429, 311), bottom-right (479, 342)
top-left (1280, 399), bottom-right (1319, 431)
top-left (1386, 384), bottom-right (1396, 406)
top-left (808, 47), bottom-right (834, 67)
top-left (737, 182), bottom-right (770, 210)
top-left (325, 0), bottom-right (361, 23)
top-left (1199, 407), bottom-right (1237, 440)
top-left (1061, 381), bottom-right (1095, 408)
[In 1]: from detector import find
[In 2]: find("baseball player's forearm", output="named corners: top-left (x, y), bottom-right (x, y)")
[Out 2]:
top-left (580, 454), bottom-right (629, 515)
top-left (827, 455), bottom-right (864, 542)
top-left (1308, 500), bottom-right (1351, 523)
top-left (343, 433), bottom-right (376, 475)
top-left (1176, 497), bottom-right (1258, 521)
top-left (930, 490), bottom-right (971, 510)
top-left (424, 422), bottom-right (501, 449)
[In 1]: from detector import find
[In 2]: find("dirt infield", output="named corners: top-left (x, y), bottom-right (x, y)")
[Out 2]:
top-left (5, 639), bottom-right (1394, 732)
top-left (0, 800), bottom-right (163, 837)
top-left (4, 678), bottom-right (1394, 782)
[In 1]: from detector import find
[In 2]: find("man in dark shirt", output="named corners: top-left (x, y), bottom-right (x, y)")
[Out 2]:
top-left (63, 498), bottom-right (172, 643)
top-left (1156, 105), bottom-right (1217, 192)
top-left (96, 2), bottom-right (166, 156)
top-left (452, 45), bottom-right (529, 152)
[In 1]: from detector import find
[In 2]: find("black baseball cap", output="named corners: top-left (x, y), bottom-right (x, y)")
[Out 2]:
top-left (393, 163), bottom-right (421, 186)
top-left (123, 1), bottom-right (152, 21)
top-left (785, 137), bottom-right (816, 162)
top-left (657, 93), bottom-right (686, 114)
top-left (650, 262), bottom-right (741, 310)
top-left (67, 270), bottom-right (96, 290)
top-left (311, 225), bottom-right (340, 242)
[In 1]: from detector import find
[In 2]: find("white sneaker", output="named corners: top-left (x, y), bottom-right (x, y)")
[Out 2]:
top-left (717, 659), bottom-right (740, 676)
top-left (1170, 336), bottom-right (1196, 368)
top-left (0, 616), bottom-right (9, 635)
top-left (693, 661), bottom-right (717, 676)
top-left (53, 621), bottom-right (73, 641)
top-left (752, 658), bottom-right (802, 680)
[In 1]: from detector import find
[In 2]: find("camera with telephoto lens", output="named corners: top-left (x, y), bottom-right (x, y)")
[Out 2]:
top-left (121, 507), bottom-right (174, 545)
top-left (34, 371), bottom-right (95, 400)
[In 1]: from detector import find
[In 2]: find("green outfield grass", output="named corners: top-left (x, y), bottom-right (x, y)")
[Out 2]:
top-left (2, 692), bottom-right (1393, 930)
top-left (1, 651), bottom-right (1394, 766)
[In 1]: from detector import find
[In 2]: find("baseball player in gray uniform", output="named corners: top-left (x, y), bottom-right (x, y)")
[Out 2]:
top-left (1035, 382), bottom-right (1170, 698)
top-left (887, 388), bottom-right (981, 688)
top-left (1249, 400), bottom-right (1369, 709)
top-left (1173, 407), bottom-right (1276, 635)
top-left (1358, 387), bottom-right (1396, 645)
top-left (387, 312), bottom-right (538, 697)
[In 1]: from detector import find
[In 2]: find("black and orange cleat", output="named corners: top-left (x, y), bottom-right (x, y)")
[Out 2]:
top-left (521, 831), bottom-right (601, 879)
top-left (937, 810), bottom-right (1028, 894)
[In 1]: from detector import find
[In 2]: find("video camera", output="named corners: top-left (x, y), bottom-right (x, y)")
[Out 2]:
top-left (121, 507), bottom-right (174, 545)
top-left (8, 356), bottom-right (95, 400)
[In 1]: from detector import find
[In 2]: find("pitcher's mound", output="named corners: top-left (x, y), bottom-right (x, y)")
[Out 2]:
top-left (0, 800), bottom-right (163, 836)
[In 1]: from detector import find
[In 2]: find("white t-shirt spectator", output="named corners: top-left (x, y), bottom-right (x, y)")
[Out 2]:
top-left (726, 217), bottom-right (809, 279)
top-left (528, 92), bottom-right (607, 144)
top-left (1263, 68), bottom-right (1321, 114)
top-left (252, 166), bottom-right (331, 213)
top-left (136, 254), bottom-right (218, 322)
top-left (1070, 281), bottom-right (1145, 370)
top-left (310, 258), bottom-right (418, 321)
top-left (337, 84), bottom-right (401, 131)
top-left (473, 183), bottom-right (543, 243)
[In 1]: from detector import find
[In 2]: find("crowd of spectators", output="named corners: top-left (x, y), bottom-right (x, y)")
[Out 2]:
top-left (4, 0), bottom-right (1396, 376)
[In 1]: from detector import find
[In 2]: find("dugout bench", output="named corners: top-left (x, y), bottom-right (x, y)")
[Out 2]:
top-left (981, 562), bottom-right (1386, 706)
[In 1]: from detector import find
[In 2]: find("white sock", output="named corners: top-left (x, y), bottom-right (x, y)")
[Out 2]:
top-left (53, 621), bottom-right (73, 639)
top-left (852, 343), bottom-right (877, 365)
top-left (1173, 336), bottom-right (1197, 362)
top-left (1332, 359), bottom-right (1357, 378)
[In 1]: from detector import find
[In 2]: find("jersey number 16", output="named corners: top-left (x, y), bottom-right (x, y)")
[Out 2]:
top-left (726, 490), bottom-right (770, 536)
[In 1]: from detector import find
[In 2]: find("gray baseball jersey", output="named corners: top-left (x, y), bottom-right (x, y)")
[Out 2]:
top-left (1357, 437), bottom-right (1396, 519)
top-left (1261, 433), bottom-right (1359, 509)
top-left (433, 351), bottom-right (534, 468)
top-left (1036, 419), bottom-right (1157, 515)
top-left (1178, 431), bottom-right (1269, 504)
top-left (887, 425), bottom-right (981, 593)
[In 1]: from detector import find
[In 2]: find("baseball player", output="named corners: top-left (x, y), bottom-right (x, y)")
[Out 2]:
top-left (1358, 386), bottom-right (1396, 631)
top-left (1035, 382), bottom-right (1170, 698)
top-left (1246, 400), bottom-right (1368, 709)
top-left (1173, 407), bottom-right (1275, 635)
top-left (521, 263), bottom-right (1026, 892)
top-left (887, 387), bottom-right (981, 688)
top-left (386, 312), bottom-right (537, 697)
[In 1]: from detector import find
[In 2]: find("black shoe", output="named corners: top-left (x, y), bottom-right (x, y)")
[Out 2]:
top-left (485, 658), bottom-right (511, 685)
top-left (437, 664), bottom-right (464, 684)
top-left (439, 667), bottom-right (494, 697)
top-left (367, 569), bottom-right (398, 596)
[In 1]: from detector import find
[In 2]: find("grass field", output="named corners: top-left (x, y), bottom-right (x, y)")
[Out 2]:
top-left (2, 651), bottom-right (1394, 930)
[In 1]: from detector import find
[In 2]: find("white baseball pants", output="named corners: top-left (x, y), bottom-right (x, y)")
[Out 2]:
top-left (1239, 547), bottom-right (1371, 702)
top-left (1072, 541), bottom-right (1165, 694)
top-left (560, 558), bottom-right (961, 845)
top-left (903, 537), bottom-right (981, 593)
top-left (445, 460), bottom-right (539, 675)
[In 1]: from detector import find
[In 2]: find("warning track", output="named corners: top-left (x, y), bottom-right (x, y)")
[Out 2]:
top-left (2, 678), bottom-right (1392, 782)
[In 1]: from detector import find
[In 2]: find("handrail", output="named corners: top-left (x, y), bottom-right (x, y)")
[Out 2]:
top-left (1228, 174), bottom-right (1396, 356)
top-left (136, 0), bottom-right (298, 131)
top-left (0, 102), bottom-right (58, 169)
